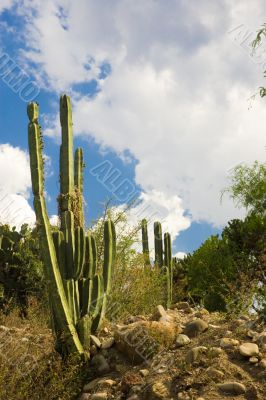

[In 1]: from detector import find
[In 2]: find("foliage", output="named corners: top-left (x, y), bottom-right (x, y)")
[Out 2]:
top-left (222, 161), bottom-right (266, 215)
top-left (0, 224), bottom-right (44, 317)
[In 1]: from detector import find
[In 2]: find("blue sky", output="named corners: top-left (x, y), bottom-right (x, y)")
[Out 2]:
top-left (0, 1), bottom-right (265, 255)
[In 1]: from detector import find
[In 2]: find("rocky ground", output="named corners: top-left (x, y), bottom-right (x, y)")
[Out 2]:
top-left (0, 303), bottom-right (265, 399)
top-left (80, 303), bottom-right (266, 400)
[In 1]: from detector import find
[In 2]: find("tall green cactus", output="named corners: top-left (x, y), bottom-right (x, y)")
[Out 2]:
top-left (154, 221), bottom-right (163, 268)
top-left (142, 220), bottom-right (174, 308)
top-left (28, 95), bottom-right (116, 357)
top-left (164, 232), bottom-right (173, 308)
top-left (141, 219), bottom-right (150, 266)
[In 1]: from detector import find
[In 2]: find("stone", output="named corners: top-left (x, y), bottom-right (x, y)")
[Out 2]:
top-left (80, 394), bottom-right (90, 400)
top-left (91, 393), bottom-right (108, 400)
top-left (239, 342), bottom-right (259, 357)
top-left (90, 335), bottom-right (102, 348)
top-left (140, 369), bottom-right (149, 377)
top-left (97, 378), bottom-right (116, 387)
top-left (155, 305), bottom-right (167, 319)
top-left (185, 346), bottom-right (207, 364)
top-left (206, 367), bottom-right (224, 381)
top-left (184, 319), bottom-right (208, 338)
top-left (249, 356), bottom-right (259, 364)
top-left (209, 347), bottom-right (223, 357)
top-left (21, 337), bottom-right (30, 343)
top-left (83, 378), bottom-right (100, 392)
top-left (259, 359), bottom-right (266, 368)
top-left (101, 337), bottom-right (115, 349)
top-left (218, 382), bottom-right (246, 395)
top-left (175, 302), bottom-right (190, 310)
top-left (220, 338), bottom-right (239, 349)
top-left (148, 381), bottom-right (170, 399)
top-left (176, 334), bottom-right (190, 347)
top-left (177, 392), bottom-right (190, 400)
top-left (91, 355), bottom-right (110, 375)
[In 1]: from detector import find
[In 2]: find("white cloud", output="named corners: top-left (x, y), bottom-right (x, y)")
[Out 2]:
top-left (12, 0), bottom-right (266, 229)
top-left (0, 0), bottom-right (15, 14)
top-left (0, 144), bottom-right (35, 229)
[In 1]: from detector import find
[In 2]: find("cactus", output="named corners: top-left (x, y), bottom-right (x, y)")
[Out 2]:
top-left (154, 221), bottom-right (163, 268)
top-left (28, 95), bottom-right (116, 357)
top-left (141, 220), bottom-right (174, 308)
top-left (164, 232), bottom-right (173, 308)
top-left (141, 219), bottom-right (150, 266)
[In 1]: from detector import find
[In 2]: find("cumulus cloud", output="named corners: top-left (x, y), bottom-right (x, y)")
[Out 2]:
top-left (11, 0), bottom-right (266, 229)
top-left (0, 144), bottom-right (35, 229)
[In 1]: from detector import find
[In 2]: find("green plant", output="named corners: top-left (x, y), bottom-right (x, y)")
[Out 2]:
top-left (141, 220), bottom-right (174, 308)
top-left (0, 224), bottom-right (44, 317)
top-left (141, 219), bottom-right (150, 266)
top-left (27, 95), bottom-right (116, 356)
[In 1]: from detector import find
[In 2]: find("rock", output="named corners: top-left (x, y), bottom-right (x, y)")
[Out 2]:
top-left (91, 355), bottom-right (110, 375)
top-left (115, 321), bottom-right (178, 363)
top-left (220, 338), bottom-right (239, 349)
top-left (175, 301), bottom-right (190, 310)
top-left (259, 359), bottom-right (266, 368)
top-left (256, 332), bottom-right (266, 345)
top-left (97, 378), bottom-right (116, 387)
top-left (127, 396), bottom-right (140, 400)
top-left (247, 330), bottom-right (258, 339)
top-left (83, 378), bottom-right (100, 392)
top-left (148, 381), bottom-right (170, 399)
top-left (140, 369), bottom-right (149, 377)
top-left (184, 319), bottom-right (208, 338)
top-left (249, 356), bottom-right (259, 364)
top-left (101, 337), bottom-right (115, 349)
top-left (206, 367), bottom-right (224, 381)
top-left (185, 346), bottom-right (207, 364)
top-left (90, 335), bottom-right (102, 348)
top-left (218, 382), bottom-right (246, 395)
top-left (239, 342), bottom-right (259, 357)
top-left (91, 393), bottom-right (108, 400)
top-left (176, 334), bottom-right (190, 347)
top-left (209, 347), bottom-right (223, 357)
top-left (154, 305), bottom-right (167, 319)
top-left (80, 394), bottom-right (90, 400)
top-left (0, 325), bottom-right (9, 332)
top-left (177, 392), bottom-right (190, 400)
top-left (21, 337), bottom-right (30, 343)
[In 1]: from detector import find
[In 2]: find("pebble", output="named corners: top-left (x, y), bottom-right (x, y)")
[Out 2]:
top-left (218, 382), bottom-right (246, 395)
top-left (206, 367), bottom-right (224, 381)
top-left (249, 356), bottom-right (258, 364)
top-left (185, 346), bottom-right (207, 364)
top-left (176, 334), bottom-right (190, 347)
top-left (101, 337), bottom-right (115, 349)
top-left (90, 335), bottom-right (102, 348)
top-left (91, 393), bottom-right (108, 400)
top-left (220, 338), bottom-right (239, 348)
top-left (259, 359), bottom-right (266, 368)
top-left (239, 342), bottom-right (259, 357)
top-left (140, 369), bottom-right (149, 377)
top-left (184, 319), bottom-right (208, 338)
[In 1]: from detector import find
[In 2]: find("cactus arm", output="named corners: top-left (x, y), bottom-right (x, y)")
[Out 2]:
top-left (28, 102), bottom-right (84, 355)
top-left (154, 221), bottom-right (163, 267)
top-left (141, 219), bottom-right (150, 266)
top-left (74, 227), bottom-right (85, 279)
top-left (59, 95), bottom-right (74, 215)
top-left (74, 148), bottom-right (85, 228)
top-left (61, 211), bottom-right (75, 278)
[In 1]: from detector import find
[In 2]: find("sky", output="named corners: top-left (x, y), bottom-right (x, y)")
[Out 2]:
top-left (0, 0), bottom-right (265, 256)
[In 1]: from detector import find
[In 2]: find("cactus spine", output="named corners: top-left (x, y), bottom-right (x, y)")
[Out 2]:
top-left (28, 96), bottom-right (116, 356)
top-left (141, 219), bottom-right (150, 266)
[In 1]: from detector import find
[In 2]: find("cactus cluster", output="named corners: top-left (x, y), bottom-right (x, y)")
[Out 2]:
top-left (141, 219), bottom-right (173, 308)
top-left (28, 95), bottom-right (116, 357)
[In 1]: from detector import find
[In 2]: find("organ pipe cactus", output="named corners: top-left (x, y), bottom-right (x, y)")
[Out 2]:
top-left (154, 221), bottom-right (163, 268)
top-left (141, 219), bottom-right (150, 266)
top-left (164, 232), bottom-right (173, 308)
top-left (28, 95), bottom-right (116, 357)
